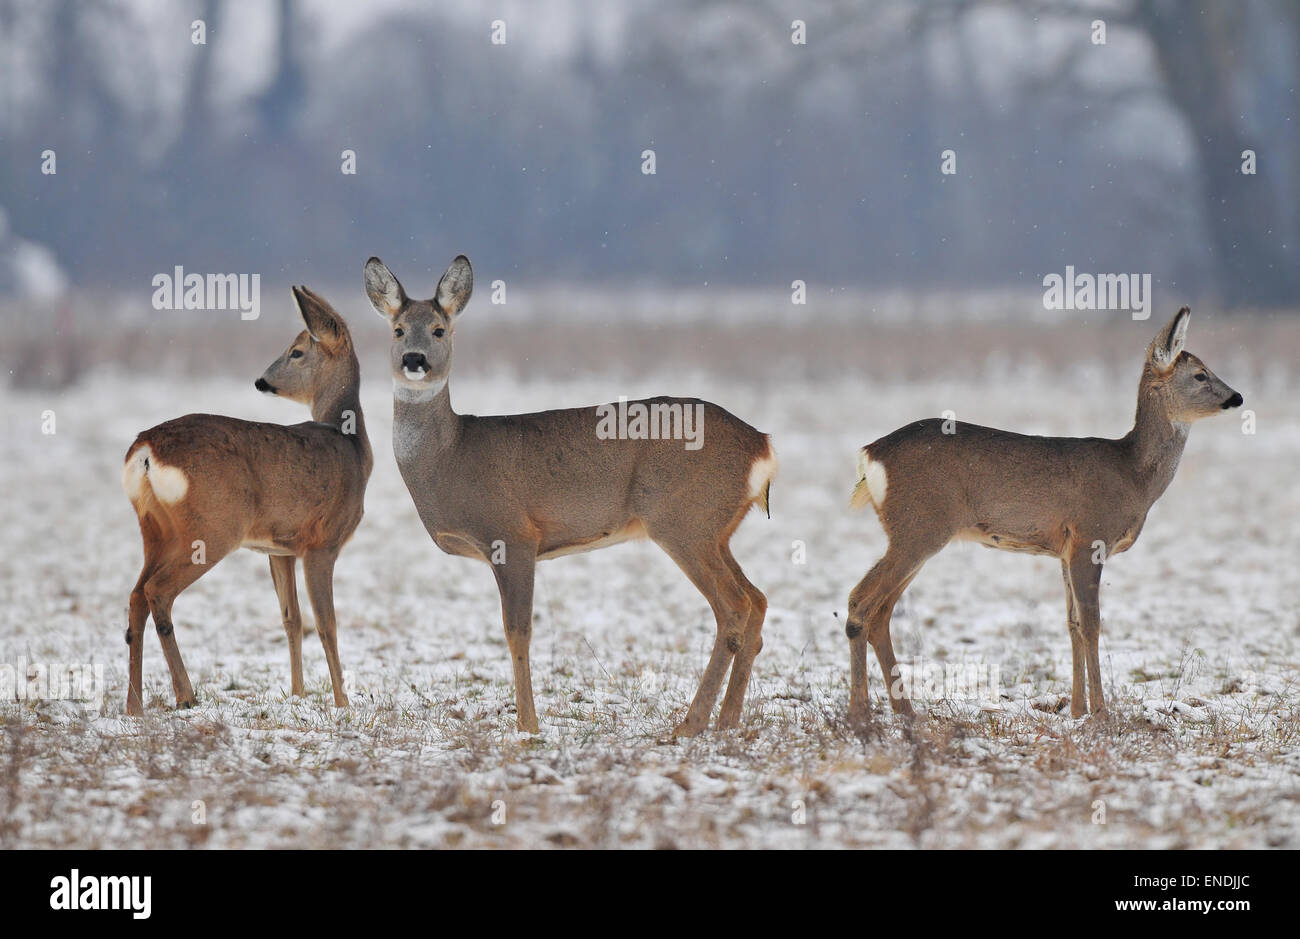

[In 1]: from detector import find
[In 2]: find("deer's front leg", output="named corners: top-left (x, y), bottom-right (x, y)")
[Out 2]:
top-left (492, 544), bottom-right (540, 734)
top-left (1061, 560), bottom-right (1087, 718)
top-left (1067, 552), bottom-right (1105, 715)
top-left (302, 549), bottom-right (349, 708)
top-left (269, 555), bottom-right (304, 697)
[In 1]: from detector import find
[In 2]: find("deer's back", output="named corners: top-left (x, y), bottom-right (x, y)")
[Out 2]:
top-left (866, 418), bottom-right (1141, 555)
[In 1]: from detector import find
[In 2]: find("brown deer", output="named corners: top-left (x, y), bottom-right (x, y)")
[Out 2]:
top-left (364, 255), bottom-right (776, 736)
top-left (121, 287), bottom-right (372, 715)
top-left (845, 308), bottom-right (1242, 719)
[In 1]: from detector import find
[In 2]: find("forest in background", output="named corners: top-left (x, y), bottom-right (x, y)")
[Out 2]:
top-left (1, 0), bottom-right (1297, 307)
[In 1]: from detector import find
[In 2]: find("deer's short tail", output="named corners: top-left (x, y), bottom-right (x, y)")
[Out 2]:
top-left (850, 446), bottom-right (887, 511)
top-left (746, 436), bottom-right (778, 518)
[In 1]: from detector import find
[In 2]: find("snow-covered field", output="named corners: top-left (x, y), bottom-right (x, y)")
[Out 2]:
top-left (1, 313), bottom-right (1297, 849)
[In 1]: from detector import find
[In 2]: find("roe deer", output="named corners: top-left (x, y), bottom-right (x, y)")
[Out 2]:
top-left (845, 308), bottom-right (1242, 719)
top-left (121, 287), bottom-right (372, 715)
top-left (365, 255), bottom-right (776, 736)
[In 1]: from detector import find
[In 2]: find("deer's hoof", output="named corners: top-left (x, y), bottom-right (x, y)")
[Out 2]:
top-left (672, 719), bottom-right (706, 739)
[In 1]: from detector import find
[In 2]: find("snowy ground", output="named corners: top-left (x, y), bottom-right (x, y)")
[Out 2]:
top-left (1, 313), bottom-right (1297, 849)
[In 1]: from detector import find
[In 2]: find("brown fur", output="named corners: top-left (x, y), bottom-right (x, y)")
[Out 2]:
top-left (122, 287), bottom-right (372, 715)
top-left (367, 255), bottom-right (777, 736)
top-left (845, 308), bottom-right (1242, 720)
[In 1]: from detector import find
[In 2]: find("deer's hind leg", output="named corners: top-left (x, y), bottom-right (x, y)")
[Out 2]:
top-left (126, 574), bottom-right (151, 715)
top-left (652, 531), bottom-right (750, 738)
top-left (716, 545), bottom-right (767, 730)
top-left (846, 534), bottom-right (945, 719)
top-left (142, 531), bottom-right (238, 710)
top-left (125, 512), bottom-right (166, 716)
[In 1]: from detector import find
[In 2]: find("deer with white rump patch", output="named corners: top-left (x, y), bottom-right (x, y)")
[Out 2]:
top-left (845, 308), bottom-right (1242, 719)
top-left (365, 255), bottom-right (776, 736)
top-left (121, 287), bottom-right (371, 715)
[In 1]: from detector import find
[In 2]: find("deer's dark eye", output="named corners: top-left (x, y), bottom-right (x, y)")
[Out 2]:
top-left (290, 349), bottom-right (304, 359)
top-left (1194, 373), bottom-right (1207, 382)
top-left (393, 327), bottom-right (404, 338)
top-left (433, 327), bottom-right (446, 338)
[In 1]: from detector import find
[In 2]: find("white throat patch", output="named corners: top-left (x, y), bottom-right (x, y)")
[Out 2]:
top-left (393, 377), bottom-right (446, 402)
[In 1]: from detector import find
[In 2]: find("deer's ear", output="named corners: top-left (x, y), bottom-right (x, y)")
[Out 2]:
top-left (1149, 306), bottom-right (1190, 373)
top-left (364, 257), bottom-right (406, 318)
top-left (434, 255), bottom-right (473, 317)
top-left (292, 286), bottom-right (344, 347)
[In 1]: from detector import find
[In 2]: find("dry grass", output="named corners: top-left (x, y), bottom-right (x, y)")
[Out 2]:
top-left (6, 290), bottom-right (1298, 389)
top-left (3, 685), bottom-right (1296, 849)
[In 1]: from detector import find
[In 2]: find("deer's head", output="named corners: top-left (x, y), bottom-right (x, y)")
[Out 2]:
top-left (255, 286), bottom-right (355, 409)
top-left (1143, 307), bottom-right (1243, 423)
top-left (365, 255), bottom-right (473, 398)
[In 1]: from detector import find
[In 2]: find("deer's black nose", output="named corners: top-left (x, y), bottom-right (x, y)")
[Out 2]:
top-left (255, 378), bottom-right (275, 393)
top-left (402, 352), bottom-right (429, 372)
top-left (1223, 392), bottom-right (1244, 409)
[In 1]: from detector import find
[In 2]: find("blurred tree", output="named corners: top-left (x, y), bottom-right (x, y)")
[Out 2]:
top-left (255, 0), bottom-right (304, 134)
top-left (0, 0), bottom-right (1294, 309)
top-left (170, 0), bottom-right (221, 164)
top-left (1132, 0), bottom-right (1299, 305)
top-left (998, 0), bottom-right (1299, 305)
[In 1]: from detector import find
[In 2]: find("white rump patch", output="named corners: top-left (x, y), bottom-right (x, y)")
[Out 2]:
top-left (864, 458), bottom-right (887, 506)
top-left (747, 439), bottom-right (778, 502)
top-left (124, 445), bottom-right (189, 504)
top-left (149, 463), bottom-right (189, 504)
top-left (852, 448), bottom-right (887, 509)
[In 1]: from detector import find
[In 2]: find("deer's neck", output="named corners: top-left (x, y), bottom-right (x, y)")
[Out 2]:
top-left (312, 355), bottom-right (373, 477)
top-left (1124, 376), bottom-right (1189, 503)
top-left (392, 379), bottom-right (461, 469)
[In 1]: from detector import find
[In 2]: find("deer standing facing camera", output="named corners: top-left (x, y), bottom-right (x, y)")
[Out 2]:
top-left (366, 255), bottom-right (776, 736)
